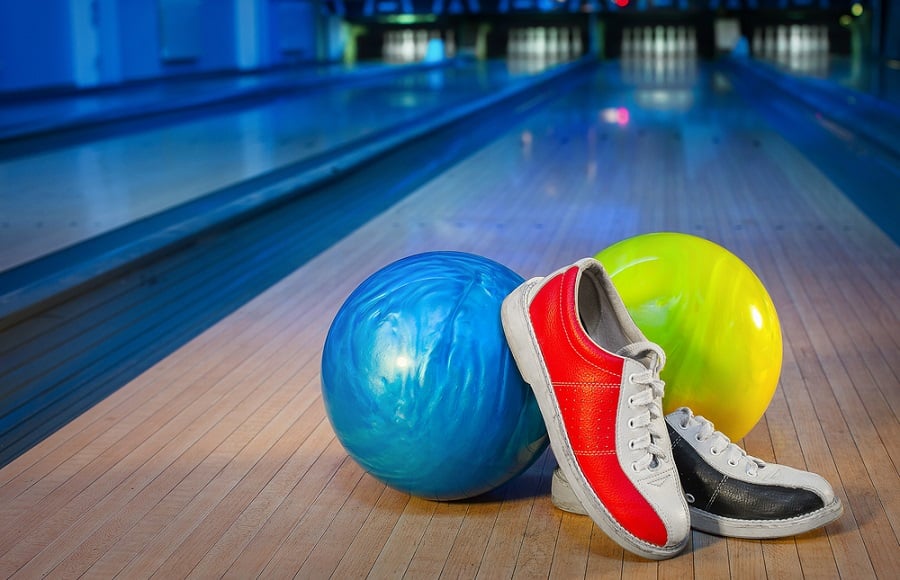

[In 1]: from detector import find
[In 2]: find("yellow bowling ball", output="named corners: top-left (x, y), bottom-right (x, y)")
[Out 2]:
top-left (596, 232), bottom-right (782, 441)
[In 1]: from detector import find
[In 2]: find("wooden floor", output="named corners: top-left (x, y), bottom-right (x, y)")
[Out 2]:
top-left (1, 61), bottom-right (898, 578)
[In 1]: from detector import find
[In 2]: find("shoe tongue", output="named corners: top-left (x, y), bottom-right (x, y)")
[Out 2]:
top-left (665, 407), bottom-right (696, 430)
top-left (616, 341), bottom-right (664, 371)
top-left (666, 407), bottom-right (692, 422)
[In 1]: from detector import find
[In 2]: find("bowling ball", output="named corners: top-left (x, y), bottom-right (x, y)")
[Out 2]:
top-left (596, 233), bottom-right (782, 440)
top-left (321, 251), bottom-right (548, 500)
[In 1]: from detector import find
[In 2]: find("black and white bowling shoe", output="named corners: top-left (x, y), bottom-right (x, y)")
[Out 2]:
top-left (551, 407), bottom-right (843, 539)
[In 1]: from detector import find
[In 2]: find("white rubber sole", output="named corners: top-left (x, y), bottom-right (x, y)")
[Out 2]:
top-left (552, 466), bottom-right (844, 539)
top-left (501, 280), bottom-right (684, 561)
top-left (689, 497), bottom-right (844, 539)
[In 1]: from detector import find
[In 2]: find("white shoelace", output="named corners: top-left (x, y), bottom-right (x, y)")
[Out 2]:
top-left (616, 341), bottom-right (668, 472)
top-left (675, 408), bottom-right (765, 476)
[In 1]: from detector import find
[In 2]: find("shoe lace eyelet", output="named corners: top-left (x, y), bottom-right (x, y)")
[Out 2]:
top-left (710, 447), bottom-right (721, 456)
top-left (627, 395), bottom-right (636, 407)
top-left (727, 459), bottom-right (738, 467)
top-left (630, 462), bottom-right (639, 472)
top-left (628, 440), bottom-right (636, 450)
top-left (627, 418), bottom-right (636, 429)
top-left (685, 493), bottom-right (695, 504)
top-left (695, 434), bottom-right (703, 442)
top-left (627, 373), bottom-right (637, 384)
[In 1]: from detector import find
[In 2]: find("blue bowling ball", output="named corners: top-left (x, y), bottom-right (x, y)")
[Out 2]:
top-left (321, 252), bottom-right (548, 500)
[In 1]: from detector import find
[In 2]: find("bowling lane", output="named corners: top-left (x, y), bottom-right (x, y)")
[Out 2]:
top-left (0, 59), bottom-right (568, 274)
top-left (273, 54), bottom-right (895, 335)
top-left (0, 57), bottom-right (895, 577)
top-left (728, 53), bottom-right (900, 242)
top-left (750, 23), bottom-right (900, 107)
top-left (0, 61), bottom-right (398, 142)
top-left (301, 52), bottom-right (896, 276)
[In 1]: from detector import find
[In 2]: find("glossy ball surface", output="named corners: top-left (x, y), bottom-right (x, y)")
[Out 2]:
top-left (321, 252), bottom-right (548, 500)
top-left (596, 233), bottom-right (783, 440)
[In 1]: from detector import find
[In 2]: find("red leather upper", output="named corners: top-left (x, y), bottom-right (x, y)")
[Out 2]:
top-left (529, 265), bottom-right (668, 547)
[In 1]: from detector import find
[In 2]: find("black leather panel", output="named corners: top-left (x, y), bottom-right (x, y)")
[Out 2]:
top-left (667, 425), bottom-right (825, 520)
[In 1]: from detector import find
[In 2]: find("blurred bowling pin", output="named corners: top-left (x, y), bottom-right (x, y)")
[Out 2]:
top-left (548, 27), bottom-right (558, 59)
top-left (416, 29), bottom-right (427, 60)
top-left (535, 27), bottom-right (546, 59)
top-left (776, 25), bottom-right (787, 57)
top-left (402, 29), bottom-right (415, 62)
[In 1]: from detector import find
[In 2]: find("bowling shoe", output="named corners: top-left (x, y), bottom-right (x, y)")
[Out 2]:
top-left (501, 258), bottom-right (689, 560)
top-left (550, 407), bottom-right (844, 539)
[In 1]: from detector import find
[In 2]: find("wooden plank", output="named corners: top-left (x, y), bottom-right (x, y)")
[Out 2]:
top-left (510, 459), bottom-right (561, 579)
top-left (584, 526), bottom-right (625, 579)
top-left (473, 452), bottom-right (551, 579)
top-left (291, 461), bottom-right (386, 579)
top-left (438, 494), bottom-right (503, 579)
top-left (548, 512), bottom-right (592, 578)
top-left (326, 485), bottom-right (411, 579)
top-left (363, 497), bottom-right (440, 578)
top-left (402, 500), bottom-right (469, 578)
top-left (692, 531), bottom-right (731, 580)
top-left (658, 534), bottom-right (693, 580)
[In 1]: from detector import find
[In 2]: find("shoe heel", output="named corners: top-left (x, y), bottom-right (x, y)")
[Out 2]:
top-left (500, 281), bottom-right (547, 389)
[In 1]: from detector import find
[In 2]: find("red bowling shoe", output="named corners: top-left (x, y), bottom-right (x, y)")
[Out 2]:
top-left (501, 258), bottom-right (689, 560)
